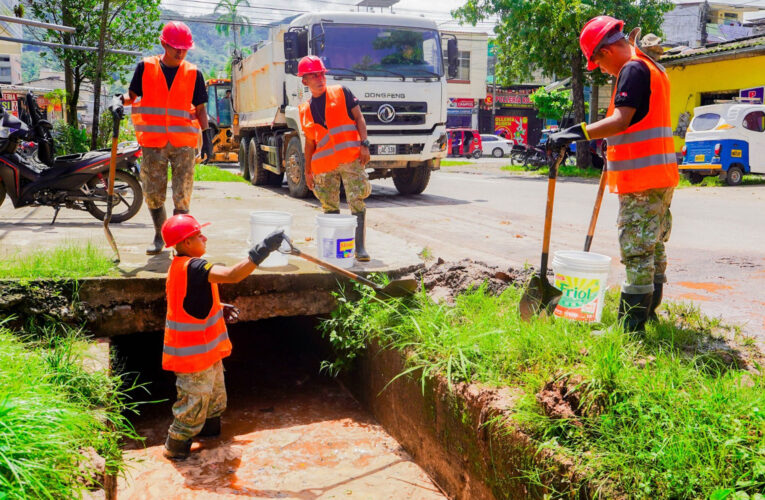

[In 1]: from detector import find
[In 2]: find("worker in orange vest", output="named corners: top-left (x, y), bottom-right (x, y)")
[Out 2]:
top-left (549, 16), bottom-right (679, 332)
top-left (113, 22), bottom-right (214, 256)
top-left (297, 56), bottom-right (372, 262)
top-left (160, 214), bottom-right (284, 460)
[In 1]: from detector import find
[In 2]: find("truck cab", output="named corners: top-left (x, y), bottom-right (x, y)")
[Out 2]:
top-left (680, 103), bottom-right (765, 185)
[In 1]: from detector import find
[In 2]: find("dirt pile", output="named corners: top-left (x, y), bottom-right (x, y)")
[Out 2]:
top-left (536, 375), bottom-right (585, 426)
top-left (416, 258), bottom-right (530, 303)
top-left (0, 280), bottom-right (86, 329)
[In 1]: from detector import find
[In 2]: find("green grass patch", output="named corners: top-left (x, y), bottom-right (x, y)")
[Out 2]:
top-left (0, 241), bottom-right (117, 279)
top-left (320, 281), bottom-right (765, 499)
top-left (167, 164), bottom-right (247, 183)
top-left (441, 160), bottom-right (474, 167)
top-left (501, 163), bottom-right (602, 179)
top-left (0, 319), bottom-right (141, 499)
top-left (677, 174), bottom-right (765, 188)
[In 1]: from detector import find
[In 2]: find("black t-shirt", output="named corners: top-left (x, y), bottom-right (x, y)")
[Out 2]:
top-left (129, 60), bottom-right (208, 107)
top-left (613, 60), bottom-right (651, 126)
top-left (182, 258), bottom-right (214, 320)
top-left (309, 86), bottom-right (359, 129)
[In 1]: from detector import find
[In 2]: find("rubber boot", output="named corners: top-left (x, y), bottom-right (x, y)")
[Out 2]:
top-left (146, 207), bottom-right (167, 255)
top-left (198, 416), bottom-right (221, 437)
top-left (648, 282), bottom-right (664, 321)
top-left (618, 292), bottom-right (653, 333)
top-left (353, 211), bottom-right (370, 262)
top-left (324, 210), bottom-right (340, 214)
top-left (163, 435), bottom-right (191, 460)
top-left (173, 208), bottom-right (189, 215)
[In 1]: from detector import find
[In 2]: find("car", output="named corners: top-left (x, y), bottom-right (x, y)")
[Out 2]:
top-left (479, 134), bottom-right (515, 158)
top-left (680, 102), bottom-right (765, 185)
top-left (447, 128), bottom-right (483, 159)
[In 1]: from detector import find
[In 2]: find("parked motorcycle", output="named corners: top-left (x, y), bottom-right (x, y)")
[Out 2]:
top-left (0, 92), bottom-right (143, 224)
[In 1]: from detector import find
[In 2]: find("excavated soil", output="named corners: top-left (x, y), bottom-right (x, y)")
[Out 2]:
top-left (416, 258), bottom-right (532, 303)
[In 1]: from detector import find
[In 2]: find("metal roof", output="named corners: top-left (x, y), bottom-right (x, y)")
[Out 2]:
top-left (661, 34), bottom-right (765, 63)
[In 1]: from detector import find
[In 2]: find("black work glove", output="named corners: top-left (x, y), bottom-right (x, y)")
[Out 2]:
top-left (248, 229), bottom-right (286, 265)
top-left (548, 122), bottom-right (589, 150)
top-left (108, 94), bottom-right (124, 120)
top-left (221, 303), bottom-right (240, 324)
top-left (201, 128), bottom-right (214, 164)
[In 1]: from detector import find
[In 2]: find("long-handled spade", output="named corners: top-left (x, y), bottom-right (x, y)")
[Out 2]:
top-left (103, 108), bottom-right (122, 263)
top-left (279, 236), bottom-right (417, 299)
top-left (584, 142), bottom-right (608, 252)
top-left (519, 146), bottom-right (568, 321)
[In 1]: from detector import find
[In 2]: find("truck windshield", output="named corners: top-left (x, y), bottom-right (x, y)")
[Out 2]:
top-left (691, 112), bottom-right (721, 131)
top-left (313, 24), bottom-right (443, 78)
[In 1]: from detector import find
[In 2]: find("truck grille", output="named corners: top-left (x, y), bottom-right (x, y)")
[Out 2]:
top-left (361, 101), bottom-right (427, 126)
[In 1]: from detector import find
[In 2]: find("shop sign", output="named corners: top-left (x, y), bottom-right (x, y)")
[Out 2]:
top-left (448, 98), bottom-right (475, 109)
top-left (0, 91), bottom-right (53, 117)
top-left (739, 86), bottom-right (764, 104)
top-left (485, 87), bottom-right (537, 108)
top-left (494, 116), bottom-right (528, 145)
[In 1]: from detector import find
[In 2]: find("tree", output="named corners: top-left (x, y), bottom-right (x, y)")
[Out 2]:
top-left (529, 88), bottom-right (571, 121)
top-left (214, 0), bottom-right (252, 50)
top-left (26, 0), bottom-right (161, 129)
top-left (454, 0), bottom-right (672, 166)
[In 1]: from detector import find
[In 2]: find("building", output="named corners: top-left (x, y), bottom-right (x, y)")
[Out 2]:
top-left (23, 69), bottom-right (103, 124)
top-left (442, 30), bottom-right (489, 129)
top-left (661, 0), bottom-right (765, 47)
top-left (0, 0), bottom-right (23, 85)
top-left (662, 35), bottom-right (765, 151)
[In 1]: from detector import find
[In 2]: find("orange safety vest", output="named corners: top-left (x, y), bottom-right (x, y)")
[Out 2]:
top-left (163, 256), bottom-right (231, 373)
top-left (299, 85), bottom-right (361, 175)
top-left (605, 49), bottom-right (679, 194)
top-left (130, 56), bottom-right (201, 149)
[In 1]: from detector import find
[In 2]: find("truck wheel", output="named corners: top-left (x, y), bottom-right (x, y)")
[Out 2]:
top-left (725, 165), bottom-right (743, 186)
top-left (285, 136), bottom-right (310, 198)
top-left (392, 163), bottom-right (431, 195)
top-left (239, 139), bottom-right (249, 181)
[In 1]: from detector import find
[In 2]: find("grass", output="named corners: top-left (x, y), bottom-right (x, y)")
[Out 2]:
top-left (0, 318), bottom-right (141, 499)
top-left (0, 241), bottom-right (117, 279)
top-left (167, 164), bottom-right (248, 183)
top-left (677, 174), bottom-right (765, 188)
top-left (320, 281), bottom-right (765, 499)
top-left (441, 160), bottom-right (475, 167)
top-left (501, 163), bottom-right (603, 179)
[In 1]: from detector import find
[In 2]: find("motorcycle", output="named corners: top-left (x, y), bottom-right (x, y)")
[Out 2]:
top-left (0, 92), bottom-right (143, 224)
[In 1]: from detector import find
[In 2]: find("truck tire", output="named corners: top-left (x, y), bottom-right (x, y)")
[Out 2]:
top-left (239, 139), bottom-right (249, 181)
top-left (725, 165), bottom-right (743, 186)
top-left (392, 163), bottom-right (431, 195)
top-left (285, 136), bottom-right (310, 198)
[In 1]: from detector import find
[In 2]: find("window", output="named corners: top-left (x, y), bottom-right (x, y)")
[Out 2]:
top-left (444, 50), bottom-right (470, 81)
top-left (690, 113), bottom-right (721, 131)
top-left (742, 111), bottom-right (765, 132)
top-left (482, 135), bottom-right (497, 142)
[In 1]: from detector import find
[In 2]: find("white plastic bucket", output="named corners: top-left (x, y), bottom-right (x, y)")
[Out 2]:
top-left (249, 211), bottom-right (292, 268)
top-left (552, 250), bottom-right (612, 322)
top-left (315, 214), bottom-right (357, 269)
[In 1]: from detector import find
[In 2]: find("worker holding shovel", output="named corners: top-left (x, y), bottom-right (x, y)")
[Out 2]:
top-left (549, 16), bottom-right (679, 332)
top-left (160, 213), bottom-right (284, 460)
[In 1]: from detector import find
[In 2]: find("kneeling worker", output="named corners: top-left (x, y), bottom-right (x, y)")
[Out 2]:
top-left (160, 213), bottom-right (284, 460)
top-left (549, 16), bottom-right (679, 332)
top-left (297, 55), bottom-right (372, 262)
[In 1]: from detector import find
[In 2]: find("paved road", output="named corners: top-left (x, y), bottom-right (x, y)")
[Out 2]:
top-left (362, 162), bottom-right (765, 345)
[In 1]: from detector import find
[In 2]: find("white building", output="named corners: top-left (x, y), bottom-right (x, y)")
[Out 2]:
top-left (0, 0), bottom-right (23, 85)
top-left (442, 30), bottom-right (488, 129)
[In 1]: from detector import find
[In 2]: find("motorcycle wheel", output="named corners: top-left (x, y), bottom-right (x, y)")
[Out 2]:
top-left (85, 170), bottom-right (143, 223)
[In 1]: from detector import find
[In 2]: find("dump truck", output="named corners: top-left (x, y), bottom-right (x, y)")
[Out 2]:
top-left (231, 12), bottom-right (458, 197)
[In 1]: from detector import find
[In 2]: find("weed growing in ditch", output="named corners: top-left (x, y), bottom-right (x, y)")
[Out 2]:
top-left (0, 241), bottom-right (117, 278)
top-left (0, 318), bottom-right (143, 499)
top-left (320, 281), bottom-right (765, 499)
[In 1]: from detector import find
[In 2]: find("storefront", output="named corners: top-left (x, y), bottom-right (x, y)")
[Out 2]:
top-left (446, 98), bottom-right (477, 129)
top-left (478, 85), bottom-right (545, 146)
top-left (0, 89), bottom-right (61, 121)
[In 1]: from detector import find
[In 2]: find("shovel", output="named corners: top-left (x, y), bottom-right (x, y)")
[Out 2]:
top-left (519, 146), bottom-right (567, 321)
top-left (279, 236), bottom-right (417, 298)
top-left (584, 143), bottom-right (608, 252)
top-left (103, 108), bottom-right (122, 263)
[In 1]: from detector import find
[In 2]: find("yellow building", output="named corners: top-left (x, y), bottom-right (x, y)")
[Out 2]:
top-left (662, 36), bottom-right (765, 152)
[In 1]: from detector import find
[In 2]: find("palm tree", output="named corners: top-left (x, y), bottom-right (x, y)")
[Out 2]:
top-left (214, 0), bottom-right (252, 50)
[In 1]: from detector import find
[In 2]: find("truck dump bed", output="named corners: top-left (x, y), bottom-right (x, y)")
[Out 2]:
top-left (234, 30), bottom-right (287, 131)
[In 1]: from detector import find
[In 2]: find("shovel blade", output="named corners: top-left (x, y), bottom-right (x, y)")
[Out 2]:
top-left (375, 279), bottom-right (418, 299)
top-left (519, 274), bottom-right (562, 321)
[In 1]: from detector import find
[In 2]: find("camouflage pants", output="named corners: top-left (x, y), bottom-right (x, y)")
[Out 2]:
top-left (313, 159), bottom-right (371, 213)
top-left (168, 360), bottom-right (227, 441)
top-left (617, 187), bottom-right (674, 294)
top-left (140, 144), bottom-right (195, 211)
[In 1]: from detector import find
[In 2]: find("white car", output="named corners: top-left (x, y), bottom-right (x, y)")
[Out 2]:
top-left (480, 134), bottom-right (514, 158)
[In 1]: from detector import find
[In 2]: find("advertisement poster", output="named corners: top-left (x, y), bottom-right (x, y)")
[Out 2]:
top-left (494, 116), bottom-right (528, 145)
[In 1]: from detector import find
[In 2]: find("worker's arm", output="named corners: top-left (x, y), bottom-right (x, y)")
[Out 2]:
top-left (351, 105), bottom-right (370, 166)
top-left (304, 138), bottom-right (316, 190)
top-left (195, 103), bottom-right (210, 131)
top-left (585, 106), bottom-right (637, 140)
top-left (208, 258), bottom-right (257, 284)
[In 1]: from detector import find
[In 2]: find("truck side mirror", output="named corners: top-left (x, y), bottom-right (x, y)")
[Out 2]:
top-left (447, 38), bottom-right (458, 79)
top-left (284, 31), bottom-right (299, 61)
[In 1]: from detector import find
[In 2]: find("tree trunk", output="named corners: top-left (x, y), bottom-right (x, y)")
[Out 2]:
top-left (571, 51), bottom-right (591, 168)
top-left (90, 0), bottom-right (112, 150)
top-left (589, 81), bottom-right (599, 123)
top-left (64, 59), bottom-right (76, 126)
top-left (71, 71), bottom-right (82, 130)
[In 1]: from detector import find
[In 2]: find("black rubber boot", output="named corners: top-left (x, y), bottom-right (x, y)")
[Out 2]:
top-left (618, 292), bottom-right (654, 333)
top-left (146, 207), bottom-right (167, 255)
top-left (353, 211), bottom-right (370, 262)
top-left (198, 416), bottom-right (221, 437)
top-left (324, 210), bottom-right (340, 214)
top-left (173, 208), bottom-right (189, 215)
top-left (163, 435), bottom-right (191, 460)
top-left (648, 282), bottom-right (664, 321)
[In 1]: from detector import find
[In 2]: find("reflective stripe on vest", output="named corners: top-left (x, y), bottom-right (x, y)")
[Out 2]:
top-left (299, 86), bottom-right (361, 175)
top-left (131, 56), bottom-right (201, 149)
top-left (605, 49), bottom-right (679, 194)
top-left (163, 256), bottom-right (231, 373)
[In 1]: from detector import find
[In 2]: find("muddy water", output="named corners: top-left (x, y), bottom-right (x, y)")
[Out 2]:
top-left (112, 318), bottom-right (445, 500)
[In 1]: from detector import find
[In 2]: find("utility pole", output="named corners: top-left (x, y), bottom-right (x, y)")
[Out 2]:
top-left (491, 48), bottom-right (497, 132)
top-left (90, 0), bottom-right (111, 149)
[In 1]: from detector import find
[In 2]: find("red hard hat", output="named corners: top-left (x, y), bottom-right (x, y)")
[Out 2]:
top-left (160, 21), bottom-right (194, 50)
top-left (161, 214), bottom-right (209, 248)
top-left (580, 16), bottom-right (625, 71)
top-left (297, 55), bottom-right (327, 77)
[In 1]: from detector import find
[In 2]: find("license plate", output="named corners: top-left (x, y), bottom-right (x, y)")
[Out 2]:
top-left (731, 149), bottom-right (742, 158)
top-left (378, 144), bottom-right (396, 155)
top-left (694, 154), bottom-right (705, 162)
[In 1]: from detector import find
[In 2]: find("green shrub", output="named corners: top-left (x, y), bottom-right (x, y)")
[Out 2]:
top-left (52, 121), bottom-right (89, 155)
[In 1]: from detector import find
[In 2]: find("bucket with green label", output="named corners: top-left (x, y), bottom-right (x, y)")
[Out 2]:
top-left (552, 250), bottom-right (611, 322)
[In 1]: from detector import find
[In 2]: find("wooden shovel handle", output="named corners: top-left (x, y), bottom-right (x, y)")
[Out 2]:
top-left (540, 148), bottom-right (566, 274)
top-left (292, 249), bottom-right (380, 290)
top-left (584, 159), bottom-right (607, 252)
